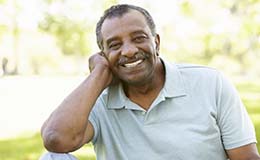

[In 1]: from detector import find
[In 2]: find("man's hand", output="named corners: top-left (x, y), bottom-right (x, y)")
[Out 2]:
top-left (88, 52), bottom-right (118, 87)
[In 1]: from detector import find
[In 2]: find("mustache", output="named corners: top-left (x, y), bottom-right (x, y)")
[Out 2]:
top-left (118, 51), bottom-right (149, 65)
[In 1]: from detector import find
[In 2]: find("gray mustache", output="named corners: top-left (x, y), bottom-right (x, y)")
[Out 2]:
top-left (118, 51), bottom-right (149, 65)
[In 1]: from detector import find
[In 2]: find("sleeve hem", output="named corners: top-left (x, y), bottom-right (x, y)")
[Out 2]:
top-left (224, 138), bottom-right (257, 150)
top-left (89, 116), bottom-right (98, 145)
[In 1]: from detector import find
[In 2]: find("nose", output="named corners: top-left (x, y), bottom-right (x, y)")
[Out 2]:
top-left (121, 42), bottom-right (138, 57)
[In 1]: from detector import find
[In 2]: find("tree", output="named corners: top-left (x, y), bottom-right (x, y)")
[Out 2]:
top-left (0, 0), bottom-right (20, 74)
top-left (38, 0), bottom-right (119, 56)
top-left (39, 14), bottom-right (90, 56)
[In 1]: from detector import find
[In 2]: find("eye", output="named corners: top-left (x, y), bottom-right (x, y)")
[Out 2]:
top-left (133, 36), bottom-right (147, 43)
top-left (109, 43), bottom-right (121, 50)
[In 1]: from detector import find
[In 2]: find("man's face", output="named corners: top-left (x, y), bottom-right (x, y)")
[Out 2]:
top-left (101, 10), bottom-right (160, 86)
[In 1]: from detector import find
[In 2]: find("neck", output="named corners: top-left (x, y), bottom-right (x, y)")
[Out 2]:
top-left (123, 58), bottom-right (165, 110)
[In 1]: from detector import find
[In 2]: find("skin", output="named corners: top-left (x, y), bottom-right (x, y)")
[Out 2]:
top-left (41, 9), bottom-right (260, 159)
top-left (100, 10), bottom-right (163, 109)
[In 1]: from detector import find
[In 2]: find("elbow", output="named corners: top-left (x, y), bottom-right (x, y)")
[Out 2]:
top-left (42, 131), bottom-right (66, 153)
top-left (41, 130), bottom-right (83, 153)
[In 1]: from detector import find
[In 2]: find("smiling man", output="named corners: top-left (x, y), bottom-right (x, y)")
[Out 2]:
top-left (40, 4), bottom-right (260, 160)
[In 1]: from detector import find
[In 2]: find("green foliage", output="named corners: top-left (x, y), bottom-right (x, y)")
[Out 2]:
top-left (219, 0), bottom-right (260, 65)
top-left (43, 0), bottom-right (66, 5)
top-left (236, 82), bottom-right (260, 93)
top-left (0, 25), bottom-right (7, 37)
top-left (38, 0), bottom-right (120, 57)
top-left (101, 0), bottom-right (119, 9)
top-left (162, 0), bottom-right (260, 76)
top-left (39, 14), bottom-right (90, 56)
top-left (0, 0), bottom-right (6, 4)
top-left (180, 1), bottom-right (193, 16)
top-left (0, 0), bottom-right (259, 75)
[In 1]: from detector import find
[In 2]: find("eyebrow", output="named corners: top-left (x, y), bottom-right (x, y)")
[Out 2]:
top-left (106, 37), bottom-right (120, 46)
top-left (131, 30), bottom-right (147, 36)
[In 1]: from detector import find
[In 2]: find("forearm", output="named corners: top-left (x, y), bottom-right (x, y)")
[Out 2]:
top-left (227, 143), bottom-right (260, 160)
top-left (41, 68), bottom-right (109, 152)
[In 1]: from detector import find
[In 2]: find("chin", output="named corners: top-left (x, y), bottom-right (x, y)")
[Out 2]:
top-left (121, 75), bottom-right (152, 86)
top-left (118, 69), bottom-right (155, 86)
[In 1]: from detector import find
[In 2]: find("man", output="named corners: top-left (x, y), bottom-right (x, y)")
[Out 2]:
top-left (40, 4), bottom-right (260, 160)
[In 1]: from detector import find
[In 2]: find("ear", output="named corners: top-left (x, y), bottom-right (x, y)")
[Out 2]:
top-left (155, 34), bottom-right (160, 55)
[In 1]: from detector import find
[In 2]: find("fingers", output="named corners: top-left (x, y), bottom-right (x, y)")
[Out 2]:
top-left (98, 52), bottom-right (104, 57)
top-left (88, 64), bottom-right (94, 73)
top-left (88, 52), bottom-right (108, 73)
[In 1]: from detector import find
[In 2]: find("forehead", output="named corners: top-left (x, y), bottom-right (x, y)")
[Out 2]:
top-left (101, 10), bottom-right (151, 41)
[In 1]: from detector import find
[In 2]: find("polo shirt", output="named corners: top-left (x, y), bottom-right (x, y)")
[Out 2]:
top-left (89, 59), bottom-right (256, 160)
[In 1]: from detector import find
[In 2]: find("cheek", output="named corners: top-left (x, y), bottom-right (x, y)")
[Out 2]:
top-left (146, 46), bottom-right (157, 57)
top-left (143, 42), bottom-right (156, 53)
top-left (106, 51), bottom-right (120, 65)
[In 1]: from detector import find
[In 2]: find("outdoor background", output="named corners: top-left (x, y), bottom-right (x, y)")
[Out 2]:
top-left (0, 0), bottom-right (259, 159)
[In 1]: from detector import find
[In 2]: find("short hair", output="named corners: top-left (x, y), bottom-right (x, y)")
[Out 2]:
top-left (96, 4), bottom-right (156, 50)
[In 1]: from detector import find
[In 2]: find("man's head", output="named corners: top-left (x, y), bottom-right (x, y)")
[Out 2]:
top-left (95, 4), bottom-right (160, 86)
top-left (96, 4), bottom-right (156, 50)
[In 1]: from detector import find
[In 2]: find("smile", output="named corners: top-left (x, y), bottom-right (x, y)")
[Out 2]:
top-left (123, 59), bottom-right (143, 68)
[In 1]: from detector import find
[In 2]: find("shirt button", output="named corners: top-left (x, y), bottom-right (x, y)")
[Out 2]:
top-left (141, 111), bottom-right (146, 115)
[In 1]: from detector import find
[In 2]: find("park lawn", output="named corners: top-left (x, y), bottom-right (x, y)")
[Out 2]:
top-left (0, 81), bottom-right (259, 160)
top-left (0, 133), bottom-right (96, 160)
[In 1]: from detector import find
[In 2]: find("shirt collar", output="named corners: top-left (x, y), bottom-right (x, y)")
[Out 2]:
top-left (106, 58), bottom-right (187, 109)
top-left (106, 83), bottom-right (127, 109)
top-left (161, 59), bottom-right (187, 98)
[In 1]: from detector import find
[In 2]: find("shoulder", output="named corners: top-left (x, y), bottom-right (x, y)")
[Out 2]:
top-left (175, 63), bottom-right (219, 75)
top-left (91, 88), bottom-right (109, 112)
top-left (165, 60), bottom-right (221, 80)
top-left (96, 88), bottom-right (109, 105)
top-left (162, 59), bottom-right (224, 86)
top-left (162, 58), bottom-right (218, 73)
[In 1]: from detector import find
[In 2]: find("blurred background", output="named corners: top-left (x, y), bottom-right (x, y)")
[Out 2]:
top-left (0, 0), bottom-right (259, 159)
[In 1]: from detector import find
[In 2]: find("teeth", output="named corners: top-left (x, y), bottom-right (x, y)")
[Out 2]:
top-left (124, 60), bottom-right (143, 68)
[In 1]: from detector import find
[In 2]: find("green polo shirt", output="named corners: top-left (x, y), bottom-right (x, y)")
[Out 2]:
top-left (89, 60), bottom-right (256, 160)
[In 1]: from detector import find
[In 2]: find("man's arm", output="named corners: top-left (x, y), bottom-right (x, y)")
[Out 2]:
top-left (41, 52), bottom-right (113, 153)
top-left (227, 143), bottom-right (260, 160)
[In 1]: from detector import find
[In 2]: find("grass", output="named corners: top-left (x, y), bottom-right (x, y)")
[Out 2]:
top-left (0, 80), bottom-right (259, 159)
top-left (0, 133), bottom-right (96, 160)
top-left (0, 133), bottom-right (44, 160)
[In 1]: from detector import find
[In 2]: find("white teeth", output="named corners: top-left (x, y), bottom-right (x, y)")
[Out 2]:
top-left (124, 60), bottom-right (143, 68)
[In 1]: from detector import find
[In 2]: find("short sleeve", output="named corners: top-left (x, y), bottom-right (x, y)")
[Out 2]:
top-left (89, 104), bottom-right (99, 144)
top-left (89, 96), bottom-right (105, 144)
top-left (216, 73), bottom-right (257, 149)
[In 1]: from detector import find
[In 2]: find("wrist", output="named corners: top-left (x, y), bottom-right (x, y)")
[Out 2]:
top-left (89, 66), bottom-right (112, 89)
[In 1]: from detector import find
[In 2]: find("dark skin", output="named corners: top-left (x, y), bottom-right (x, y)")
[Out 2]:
top-left (41, 9), bottom-right (164, 153)
top-left (41, 9), bottom-right (260, 159)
